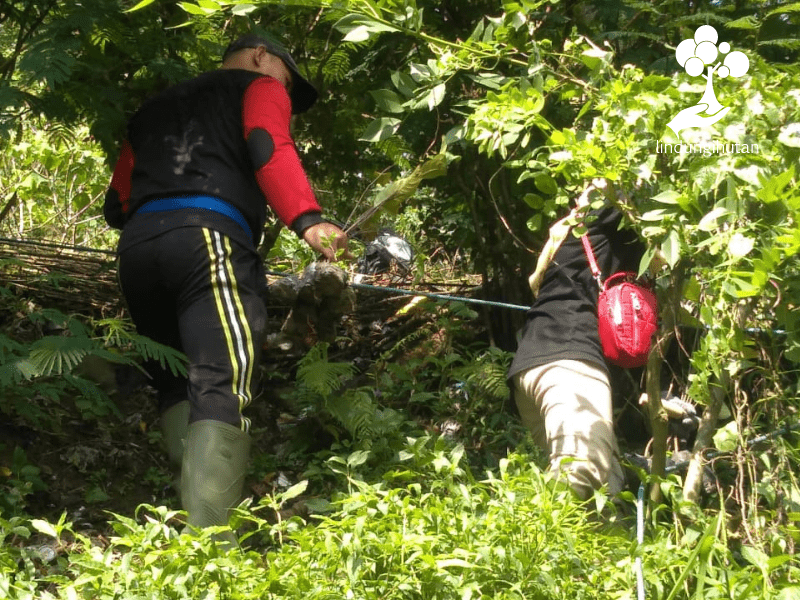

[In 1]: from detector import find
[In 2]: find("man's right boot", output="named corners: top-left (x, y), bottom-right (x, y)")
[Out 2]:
top-left (180, 419), bottom-right (250, 548)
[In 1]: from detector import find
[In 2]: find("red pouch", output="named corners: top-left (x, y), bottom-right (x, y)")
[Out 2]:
top-left (596, 272), bottom-right (658, 368)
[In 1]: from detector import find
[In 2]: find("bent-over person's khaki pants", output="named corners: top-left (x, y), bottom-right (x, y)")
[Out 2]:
top-left (513, 359), bottom-right (625, 500)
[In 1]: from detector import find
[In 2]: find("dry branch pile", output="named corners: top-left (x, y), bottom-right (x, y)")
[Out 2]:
top-left (0, 240), bottom-right (121, 318)
top-left (0, 238), bottom-right (485, 363)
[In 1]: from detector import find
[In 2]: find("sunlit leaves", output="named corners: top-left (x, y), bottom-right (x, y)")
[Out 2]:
top-left (756, 167), bottom-right (796, 204)
top-left (125, 0), bottom-right (158, 12)
top-left (334, 13), bottom-right (400, 43)
top-left (778, 123), bottom-right (800, 148)
top-left (465, 84), bottom-right (549, 159)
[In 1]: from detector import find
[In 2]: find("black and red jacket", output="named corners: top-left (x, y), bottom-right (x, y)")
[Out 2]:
top-left (104, 68), bottom-right (323, 248)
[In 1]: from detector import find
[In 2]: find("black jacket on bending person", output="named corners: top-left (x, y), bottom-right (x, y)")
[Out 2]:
top-left (508, 208), bottom-right (645, 380)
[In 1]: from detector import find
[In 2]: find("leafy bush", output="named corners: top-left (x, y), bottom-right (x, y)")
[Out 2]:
top-left (2, 438), bottom-right (800, 599)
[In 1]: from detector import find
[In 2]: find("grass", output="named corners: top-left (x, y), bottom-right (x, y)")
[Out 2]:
top-left (3, 434), bottom-right (800, 600)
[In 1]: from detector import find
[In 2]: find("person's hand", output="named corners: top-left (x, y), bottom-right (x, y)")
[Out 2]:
top-left (302, 222), bottom-right (353, 262)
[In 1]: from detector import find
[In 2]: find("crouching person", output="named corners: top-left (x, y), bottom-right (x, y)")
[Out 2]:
top-left (508, 200), bottom-right (645, 501)
top-left (103, 34), bottom-right (350, 544)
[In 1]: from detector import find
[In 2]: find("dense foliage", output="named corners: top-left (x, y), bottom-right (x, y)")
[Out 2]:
top-left (1, 0), bottom-right (800, 598)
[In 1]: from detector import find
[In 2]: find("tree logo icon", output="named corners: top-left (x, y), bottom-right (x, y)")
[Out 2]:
top-left (667, 25), bottom-right (750, 139)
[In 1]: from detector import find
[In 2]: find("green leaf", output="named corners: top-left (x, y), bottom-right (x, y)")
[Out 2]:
top-left (698, 207), bottom-right (728, 232)
top-left (730, 277), bottom-right (759, 298)
top-left (768, 555), bottom-right (795, 571)
top-left (740, 545), bottom-right (769, 572)
top-left (346, 450), bottom-right (370, 468)
top-left (756, 167), bottom-right (796, 203)
top-left (359, 117), bottom-right (401, 142)
top-left (343, 26), bottom-right (371, 43)
top-left (297, 343), bottom-right (354, 395)
top-left (777, 586), bottom-right (800, 600)
top-left (713, 420), bottom-right (738, 452)
top-left (523, 193), bottom-right (544, 209)
top-left (661, 229), bottom-right (681, 269)
top-left (469, 73), bottom-right (509, 90)
top-left (534, 173), bottom-right (558, 195)
top-left (778, 123), bottom-right (800, 148)
top-left (196, 0), bottom-right (221, 10)
top-left (759, 38), bottom-right (800, 51)
top-left (580, 47), bottom-right (612, 70)
top-left (178, 2), bottom-right (215, 16)
top-left (231, 3), bottom-right (256, 16)
top-left (85, 486), bottom-right (111, 504)
top-left (30, 519), bottom-right (58, 538)
top-left (427, 83), bottom-right (446, 110)
top-left (641, 208), bottom-right (667, 221)
top-left (436, 558), bottom-right (475, 569)
top-left (334, 13), bottom-right (399, 41)
top-left (9, 358), bottom-right (37, 381)
top-left (652, 190), bottom-right (680, 205)
top-left (125, 0), bottom-right (158, 12)
top-left (391, 71), bottom-right (416, 98)
top-left (27, 335), bottom-right (94, 376)
top-left (280, 480), bottom-right (308, 503)
top-left (416, 153), bottom-right (448, 180)
top-left (370, 89), bottom-right (405, 113)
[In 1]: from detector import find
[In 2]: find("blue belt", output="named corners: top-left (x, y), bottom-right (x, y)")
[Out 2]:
top-left (137, 196), bottom-right (253, 240)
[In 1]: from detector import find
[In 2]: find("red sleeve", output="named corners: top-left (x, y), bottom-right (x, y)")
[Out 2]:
top-left (103, 140), bottom-right (135, 229)
top-left (242, 76), bottom-right (322, 228)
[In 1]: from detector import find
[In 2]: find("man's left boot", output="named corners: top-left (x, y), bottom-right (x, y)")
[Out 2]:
top-left (180, 419), bottom-right (250, 548)
top-left (160, 400), bottom-right (190, 491)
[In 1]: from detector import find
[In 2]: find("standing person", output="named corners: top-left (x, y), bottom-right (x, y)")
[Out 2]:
top-left (508, 191), bottom-right (645, 501)
top-left (103, 34), bottom-right (350, 542)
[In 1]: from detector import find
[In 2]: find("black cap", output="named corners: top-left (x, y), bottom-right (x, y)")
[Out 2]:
top-left (222, 34), bottom-right (318, 114)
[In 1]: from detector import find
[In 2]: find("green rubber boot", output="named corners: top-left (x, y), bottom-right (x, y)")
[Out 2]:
top-left (181, 420), bottom-right (250, 548)
top-left (160, 400), bottom-right (190, 490)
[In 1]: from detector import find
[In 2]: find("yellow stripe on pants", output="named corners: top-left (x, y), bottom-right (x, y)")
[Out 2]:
top-left (202, 229), bottom-right (256, 432)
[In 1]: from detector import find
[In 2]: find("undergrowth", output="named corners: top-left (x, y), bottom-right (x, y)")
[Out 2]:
top-left (3, 440), bottom-right (800, 599)
top-left (2, 297), bottom-right (800, 599)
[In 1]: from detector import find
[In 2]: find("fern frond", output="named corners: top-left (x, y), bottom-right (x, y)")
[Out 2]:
top-left (297, 342), bottom-right (355, 396)
top-left (758, 38), bottom-right (800, 50)
top-left (472, 362), bottom-right (510, 401)
top-left (326, 389), bottom-right (379, 439)
top-left (371, 406), bottom-right (406, 437)
top-left (94, 317), bottom-right (137, 347)
top-left (17, 38), bottom-right (79, 89)
top-left (92, 320), bottom-right (187, 377)
top-left (322, 48), bottom-right (351, 84)
top-left (27, 335), bottom-right (96, 376)
top-left (378, 325), bottom-right (429, 363)
top-left (455, 347), bottom-right (514, 402)
top-left (126, 333), bottom-right (188, 378)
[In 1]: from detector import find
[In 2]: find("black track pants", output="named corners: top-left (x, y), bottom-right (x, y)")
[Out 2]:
top-left (118, 227), bottom-right (266, 431)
